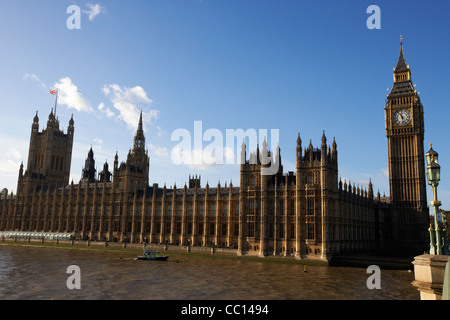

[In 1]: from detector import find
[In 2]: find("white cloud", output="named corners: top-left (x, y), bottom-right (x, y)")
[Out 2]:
top-left (6, 148), bottom-right (22, 162)
top-left (356, 179), bottom-right (370, 188)
top-left (102, 83), bottom-right (159, 131)
top-left (0, 148), bottom-right (22, 176)
top-left (23, 73), bottom-right (47, 90)
top-left (156, 125), bottom-right (164, 137)
top-left (24, 75), bottom-right (93, 114)
top-left (0, 134), bottom-right (29, 192)
top-left (53, 77), bottom-right (93, 113)
top-left (379, 168), bottom-right (389, 178)
top-left (148, 143), bottom-right (168, 157)
top-left (97, 102), bottom-right (115, 118)
top-left (84, 3), bottom-right (104, 21)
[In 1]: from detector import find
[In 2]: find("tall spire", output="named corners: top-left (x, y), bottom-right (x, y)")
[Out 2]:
top-left (395, 35), bottom-right (409, 73)
top-left (321, 130), bottom-right (327, 146)
top-left (81, 147), bottom-right (96, 183)
top-left (296, 132), bottom-right (302, 163)
top-left (388, 36), bottom-right (414, 97)
top-left (133, 110), bottom-right (145, 152)
top-left (240, 139), bottom-right (246, 165)
top-left (137, 110), bottom-right (143, 133)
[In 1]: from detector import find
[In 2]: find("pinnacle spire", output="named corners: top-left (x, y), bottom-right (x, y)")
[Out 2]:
top-left (138, 110), bottom-right (143, 132)
top-left (395, 35), bottom-right (409, 73)
top-left (332, 137), bottom-right (337, 153)
top-left (133, 110), bottom-right (145, 151)
top-left (321, 130), bottom-right (327, 145)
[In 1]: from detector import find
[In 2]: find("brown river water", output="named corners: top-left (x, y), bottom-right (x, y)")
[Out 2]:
top-left (0, 244), bottom-right (419, 300)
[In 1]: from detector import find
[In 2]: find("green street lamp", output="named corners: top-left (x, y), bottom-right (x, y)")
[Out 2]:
top-left (425, 143), bottom-right (449, 255)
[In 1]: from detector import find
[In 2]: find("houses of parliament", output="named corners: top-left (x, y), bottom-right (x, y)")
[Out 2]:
top-left (0, 42), bottom-right (430, 260)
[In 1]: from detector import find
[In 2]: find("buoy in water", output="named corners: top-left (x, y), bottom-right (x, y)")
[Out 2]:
top-left (303, 265), bottom-right (307, 273)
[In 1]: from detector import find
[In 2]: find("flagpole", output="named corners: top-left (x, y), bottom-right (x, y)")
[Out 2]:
top-left (54, 88), bottom-right (58, 116)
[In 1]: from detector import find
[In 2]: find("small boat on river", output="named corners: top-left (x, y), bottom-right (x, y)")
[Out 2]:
top-left (136, 250), bottom-right (169, 261)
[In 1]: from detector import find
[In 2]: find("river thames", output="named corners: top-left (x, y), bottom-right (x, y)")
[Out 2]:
top-left (0, 244), bottom-right (419, 300)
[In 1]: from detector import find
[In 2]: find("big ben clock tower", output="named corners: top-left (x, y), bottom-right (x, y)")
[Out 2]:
top-left (385, 37), bottom-right (429, 250)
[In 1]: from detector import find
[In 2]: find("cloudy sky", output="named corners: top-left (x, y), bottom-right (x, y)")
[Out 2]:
top-left (0, 1), bottom-right (449, 210)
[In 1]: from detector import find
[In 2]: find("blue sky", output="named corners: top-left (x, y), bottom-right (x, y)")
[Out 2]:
top-left (0, 0), bottom-right (449, 210)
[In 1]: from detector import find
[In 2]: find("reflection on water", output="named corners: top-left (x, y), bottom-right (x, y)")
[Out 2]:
top-left (0, 245), bottom-right (419, 300)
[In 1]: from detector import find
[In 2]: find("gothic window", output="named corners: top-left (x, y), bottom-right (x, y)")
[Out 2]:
top-left (278, 200), bottom-right (284, 215)
top-left (308, 173), bottom-right (314, 185)
top-left (234, 203), bottom-right (239, 216)
top-left (250, 176), bottom-right (256, 186)
top-left (222, 203), bottom-right (227, 217)
top-left (199, 203), bottom-right (204, 217)
top-left (307, 197), bottom-right (314, 215)
top-left (268, 223), bottom-right (274, 239)
top-left (221, 223), bottom-right (227, 236)
top-left (248, 222), bottom-right (255, 237)
top-left (269, 201), bottom-right (274, 215)
top-left (188, 203), bottom-right (193, 216)
top-left (307, 223), bottom-right (315, 240)
top-left (249, 199), bottom-right (257, 215)
top-left (278, 223), bottom-right (284, 239)
top-left (177, 204), bottom-right (182, 216)
top-left (234, 223), bottom-right (239, 236)
top-left (210, 203), bottom-right (215, 217)
top-left (290, 223), bottom-right (295, 239)
top-left (164, 222), bottom-right (171, 234)
top-left (290, 200), bottom-right (295, 215)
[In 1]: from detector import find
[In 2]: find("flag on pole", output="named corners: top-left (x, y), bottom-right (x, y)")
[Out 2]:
top-left (50, 89), bottom-right (58, 115)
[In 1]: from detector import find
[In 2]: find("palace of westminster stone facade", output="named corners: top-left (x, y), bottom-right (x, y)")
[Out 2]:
top-left (0, 42), bottom-right (430, 260)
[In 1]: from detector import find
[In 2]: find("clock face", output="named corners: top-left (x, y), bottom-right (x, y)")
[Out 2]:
top-left (393, 109), bottom-right (411, 126)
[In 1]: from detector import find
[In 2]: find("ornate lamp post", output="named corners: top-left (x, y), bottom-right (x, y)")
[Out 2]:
top-left (425, 144), bottom-right (449, 255)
